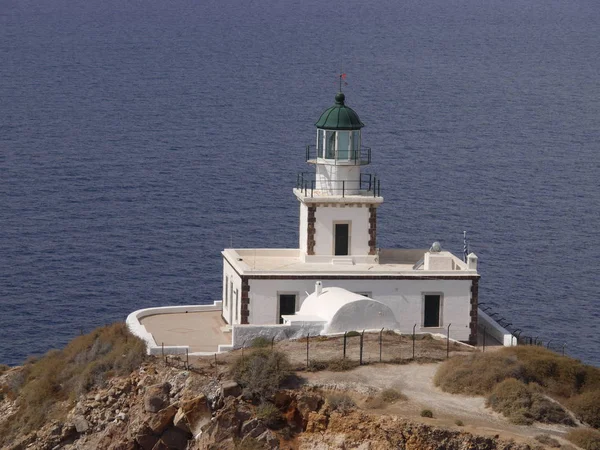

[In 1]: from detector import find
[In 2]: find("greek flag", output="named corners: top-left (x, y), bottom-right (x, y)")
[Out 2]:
top-left (463, 231), bottom-right (469, 262)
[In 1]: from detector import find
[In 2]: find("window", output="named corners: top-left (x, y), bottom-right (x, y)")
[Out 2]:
top-left (326, 131), bottom-right (335, 159)
top-left (317, 129), bottom-right (324, 158)
top-left (337, 131), bottom-right (350, 160)
top-left (351, 130), bottom-right (361, 160)
top-left (224, 276), bottom-right (228, 307)
top-left (230, 281), bottom-right (233, 315)
top-left (423, 294), bottom-right (442, 328)
top-left (234, 289), bottom-right (239, 321)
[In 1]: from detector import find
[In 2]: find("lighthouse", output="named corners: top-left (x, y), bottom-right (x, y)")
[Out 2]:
top-left (295, 92), bottom-right (383, 264)
top-left (219, 90), bottom-right (479, 346)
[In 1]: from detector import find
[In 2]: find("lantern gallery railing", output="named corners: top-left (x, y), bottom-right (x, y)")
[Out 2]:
top-left (296, 172), bottom-right (382, 198)
top-left (305, 145), bottom-right (371, 166)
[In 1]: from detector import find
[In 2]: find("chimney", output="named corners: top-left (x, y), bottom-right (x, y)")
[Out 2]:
top-left (315, 281), bottom-right (323, 297)
top-left (467, 253), bottom-right (478, 271)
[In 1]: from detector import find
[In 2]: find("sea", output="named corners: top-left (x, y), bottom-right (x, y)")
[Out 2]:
top-left (1, 0), bottom-right (599, 367)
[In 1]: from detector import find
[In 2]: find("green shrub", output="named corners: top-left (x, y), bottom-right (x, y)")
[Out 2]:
top-left (251, 337), bottom-right (271, 348)
top-left (231, 349), bottom-right (291, 399)
top-left (256, 402), bottom-right (283, 429)
top-left (534, 434), bottom-right (561, 448)
top-left (380, 388), bottom-right (406, 403)
top-left (455, 419), bottom-right (464, 426)
top-left (566, 428), bottom-right (600, 450)
top-left (420, 409), bottom-right (433, 418)
top-left (569, 390), bottom-right (600, 428)
top-left (345, 331), bottom-right (360, 337)
top-left (327, 358), bottom-right (359, 372)
top-left (327, 393), bottom-right (355, 414)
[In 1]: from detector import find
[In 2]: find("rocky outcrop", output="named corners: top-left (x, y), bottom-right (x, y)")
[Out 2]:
top-left (0, 361), bottom-right (537, 450)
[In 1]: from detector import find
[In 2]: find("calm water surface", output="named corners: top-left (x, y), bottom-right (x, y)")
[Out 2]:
top-left (1, 0), bottom-right (599, 366)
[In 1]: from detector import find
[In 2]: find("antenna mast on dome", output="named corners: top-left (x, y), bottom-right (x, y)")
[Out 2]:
top-left (338, 73), bottom-right (348, 92)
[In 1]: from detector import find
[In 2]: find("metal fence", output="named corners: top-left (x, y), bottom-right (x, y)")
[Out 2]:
top-left (478, 303), bottom-right (569, 356)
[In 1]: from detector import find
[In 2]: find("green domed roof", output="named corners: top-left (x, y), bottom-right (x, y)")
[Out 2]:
top-left (315, 92), bottom-right (364, 130)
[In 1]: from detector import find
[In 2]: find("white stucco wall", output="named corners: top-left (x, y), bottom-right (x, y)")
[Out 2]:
top-left (313, 204), bottom-right (370, 256)
top-left (316, 164), bottom-right (361, 195)
top-left (248, 278), bottom-right (473, 341)
top-left (231, 323), bottom-right (325, 348)
top-left (222, 259), bottom-right (242, 325)
top-left (479, 309), bottom-right (517, 346)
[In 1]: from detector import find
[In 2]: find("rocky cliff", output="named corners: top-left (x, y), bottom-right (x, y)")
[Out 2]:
top-left (0, 359), bottom-right (536, 450)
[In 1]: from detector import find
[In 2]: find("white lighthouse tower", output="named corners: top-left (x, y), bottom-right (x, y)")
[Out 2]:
top-left (295, 92), bottom-right (383, 264)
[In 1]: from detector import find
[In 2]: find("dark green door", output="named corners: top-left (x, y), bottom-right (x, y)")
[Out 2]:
top-left (279, 294), bottom-right (296, 324)
top-left (334, 224), bottom-right (349, 256)
top-left (424, 295), bottom-right (441, 327)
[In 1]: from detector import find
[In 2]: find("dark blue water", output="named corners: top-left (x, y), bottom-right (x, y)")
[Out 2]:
top-left (1, 0), bottom-right (599, 366)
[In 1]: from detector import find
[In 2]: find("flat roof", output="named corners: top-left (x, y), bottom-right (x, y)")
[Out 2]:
top-left (223, 248), bottom-right (476, 277)
top-left (140, 310), bottom-right (231, 353)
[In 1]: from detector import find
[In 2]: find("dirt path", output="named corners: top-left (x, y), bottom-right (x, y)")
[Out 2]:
top-left (303, 362), bottom-right (574, 446)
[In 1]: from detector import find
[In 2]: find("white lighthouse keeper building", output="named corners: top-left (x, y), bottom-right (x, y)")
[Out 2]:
top-left (221, 92), bottom-right (480, 344)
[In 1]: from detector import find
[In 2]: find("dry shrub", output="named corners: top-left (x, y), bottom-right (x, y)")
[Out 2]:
top-left (486, 378), bottom-right (573, 426)
top-left (380, 388), bottom-right (406, 403)
top-left (455, 419), bottom-right (464, 426)
top-left (434, 352), bottom-right (523, 395)
top-left (420, 409), bottom-right (434, 418)
top-left (327, 393), bottom-right (355, 414)
top-left (363, 396), bottom-right (384, 409)
top-left (435, 346), bottom-right (600, 402)
top-left (327, 358), bottom-right (359, 372)
top-left (566, 428), bottom-right (600, 450)
top-left (535, 434), bottom-right (561, 448)
top-left (0, 364), bottom-right (9, 376)
top-left (251, 337), bottom-right (271, 348)
top-left (0, 323), bottom-right (146, 446)
top-left (236, 437), bottom-right (265, 450)
top-left (256, 402), bottom-right (283, 429)
top-left (231, 349), bottom-right (291, 399)
top-left (569, 390), bottom-right (600, 429)
top-left (307, 360), bottom-right (328, 372)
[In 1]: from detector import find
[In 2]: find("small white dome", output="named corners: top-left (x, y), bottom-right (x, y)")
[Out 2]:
top-left (298, 287), bottom-right (399, 334)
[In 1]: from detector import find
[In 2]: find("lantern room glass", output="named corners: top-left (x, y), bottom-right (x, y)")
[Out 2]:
top-left (316, 129), bottom-right (361, 161)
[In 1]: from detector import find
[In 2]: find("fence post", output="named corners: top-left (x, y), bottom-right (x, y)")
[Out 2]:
top-left (379, 328), bottom-right (384, 362)
top-left (214, 353), bottom-right (218, 379)
top-left (242, 339), bottom-right (246, 358)
top-left (162, 342), bottom-right (165, 364)
top-left (412, 324), bottom-right (416, 360)
top-left (562, 342), bottom-right (567, 356)
top-left (186, 348), bottom-right (189, 370)
top-left (546, 340), bottom-right (552, 350)
top-left (483, 327), bottom-right (487, 352)
top-left (359, 330), bottom-right (365, 365)
top-left (446, 323), bottom-right (452, 359)
top-left (271, 336), bottom-right (275, 351)
top-left (306, 334), bottom-right (310, 368)
top-left (343, 331), bottom-right (347, 359)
